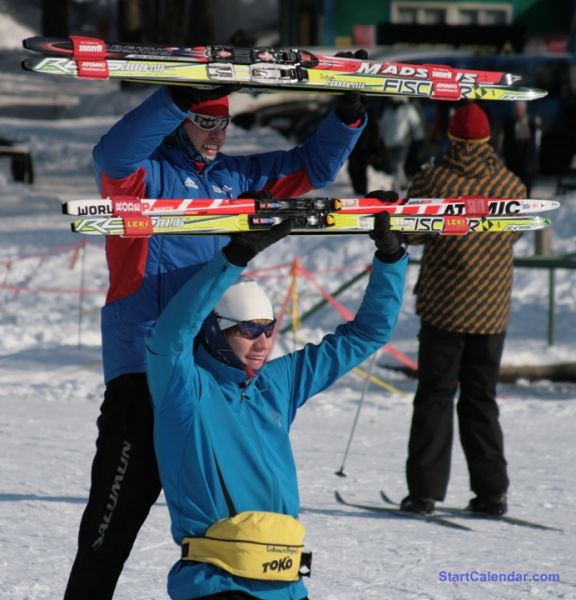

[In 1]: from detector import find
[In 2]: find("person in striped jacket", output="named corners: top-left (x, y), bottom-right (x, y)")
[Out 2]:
top-left (399, 102), bottom-right (526, 517)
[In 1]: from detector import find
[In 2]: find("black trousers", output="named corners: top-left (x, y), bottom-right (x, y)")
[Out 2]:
top-left (406, 322), bottom-right (509, 501)
top-left (347, 151), bottom-right (368, 195)
top-left (64, 374), bottom-right (162, 599)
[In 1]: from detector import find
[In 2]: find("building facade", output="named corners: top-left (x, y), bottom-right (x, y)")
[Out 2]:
top-left (280, 0), bottom-right (574, 52)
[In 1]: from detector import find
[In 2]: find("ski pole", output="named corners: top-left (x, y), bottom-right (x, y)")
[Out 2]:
top-left (335, 351), bottom-right (378, 477)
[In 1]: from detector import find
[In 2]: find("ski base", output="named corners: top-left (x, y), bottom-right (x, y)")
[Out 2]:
top-left (379, 491), bottom-right (562, 532)
top-left (334, 491), bottom-right (472, 531)
top-left (21, 55), bottom-right (549, 101)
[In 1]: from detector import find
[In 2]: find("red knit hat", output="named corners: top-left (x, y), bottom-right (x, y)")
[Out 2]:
top-left (188, 96), bottom-right (230, 118)
top-left (448, 102), bottom-right (491, 143)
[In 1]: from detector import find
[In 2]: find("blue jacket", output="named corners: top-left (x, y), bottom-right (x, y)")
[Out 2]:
top-left (93, 87), bottom-right (364, 382)
top-left (146, 250), bottom-right (408, 599)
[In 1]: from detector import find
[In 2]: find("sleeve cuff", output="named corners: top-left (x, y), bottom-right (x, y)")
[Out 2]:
top-left (375, 247), bottom-right (406, 263)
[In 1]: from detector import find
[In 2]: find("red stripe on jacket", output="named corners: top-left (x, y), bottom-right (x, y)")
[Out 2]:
top-left (265, 168), bottom-right (312, 197)
top-left (101, 168), bottom-right (149, 304)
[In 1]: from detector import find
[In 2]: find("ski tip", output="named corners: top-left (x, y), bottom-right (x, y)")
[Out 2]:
top-left (379, 490), bottom-right (396, 505)
top-left (524, 88), bottom-right (548, 100)
top-left (22, 37), bottom-right (38, 50)
top-left (546, 201), bottom-right (561, 211)
top-left (22, 36), bottom-right (42, 48)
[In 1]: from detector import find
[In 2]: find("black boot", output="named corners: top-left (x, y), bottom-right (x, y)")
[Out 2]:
top-left (467, 494), bottom-right (508, 516)
top-left (400, 495), bottom-right (436, 515)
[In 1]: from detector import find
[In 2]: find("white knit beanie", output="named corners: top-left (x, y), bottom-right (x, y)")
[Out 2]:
top-left (214, 278), bottom-right (274, 330)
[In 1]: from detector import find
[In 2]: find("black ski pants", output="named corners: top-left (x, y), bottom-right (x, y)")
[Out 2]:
top-left (64, 374), bottom-right (162, 599)
top-left (406, 321), bottom-right (509, 501)
top-left (347, 150), bottom-right (368, 195)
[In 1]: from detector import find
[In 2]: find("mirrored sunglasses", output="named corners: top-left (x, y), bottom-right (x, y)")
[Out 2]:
top-left (189, 112), bottom-right (230, 131)
top-left (218, 316), bottom-right (276, 339)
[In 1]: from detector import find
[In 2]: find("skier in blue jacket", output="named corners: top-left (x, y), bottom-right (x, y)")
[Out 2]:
top-left (64, 72), bottom-right (370, 597)
top-left (146, 213), bottom-right (408, 599)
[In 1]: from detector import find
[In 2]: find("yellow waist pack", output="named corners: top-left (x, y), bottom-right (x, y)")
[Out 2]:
top-left (181, 511), bottom-right (312, 581)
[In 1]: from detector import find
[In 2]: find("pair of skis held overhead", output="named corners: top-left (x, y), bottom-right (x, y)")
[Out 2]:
top-left (63, 196), bottom-right (558, 237)
top-left (23, 34), bottom-right (548, 102)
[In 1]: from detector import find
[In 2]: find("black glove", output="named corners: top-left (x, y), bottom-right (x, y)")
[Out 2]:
top-left (334, 50), bottom-right (368, 125)
top-left (223, 219), bottom-right (293, 267)
top-left (169, 84), bottom-right (240, 112)
top-left (335, 49), bottom-right (369, 60)
top-left (369, 213), bottom-right (405, 263)
top-left (366, 190), bottom-right (404, 260)
top-left (335, 92), bottom-right (368, 125)
top-left (366, 190), bottom-right (402, 204)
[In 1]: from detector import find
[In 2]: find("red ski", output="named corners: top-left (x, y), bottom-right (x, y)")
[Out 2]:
top-left (62, 196), bottom-right (559, 218)
top-left (24, 35), bottom-right (522, 87)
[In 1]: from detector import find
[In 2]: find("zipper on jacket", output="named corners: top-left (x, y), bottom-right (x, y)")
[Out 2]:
top-left (240, 386), bottom-right (280, 507)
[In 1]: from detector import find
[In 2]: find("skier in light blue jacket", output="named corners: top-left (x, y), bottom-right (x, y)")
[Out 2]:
top-left (146, 212), bottom-right (408, 600)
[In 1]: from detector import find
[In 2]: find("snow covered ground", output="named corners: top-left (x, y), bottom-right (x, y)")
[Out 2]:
top-left (1, 8), bottom-right (576, 600)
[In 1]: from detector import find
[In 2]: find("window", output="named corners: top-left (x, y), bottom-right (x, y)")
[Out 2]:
top-left (459, 10), bottom-right (479, 26)
top-left (484, 10), bottom-right (507, 25)
top-left (397, 8), bottom-right (417, 24)
top-left (391, 2), bottom-right (511, 26)
top-left (422, 9), bottom-right (445, 25)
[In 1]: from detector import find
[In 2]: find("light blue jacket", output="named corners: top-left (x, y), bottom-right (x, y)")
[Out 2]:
top-left (146, 249), bottom-right (408, 599)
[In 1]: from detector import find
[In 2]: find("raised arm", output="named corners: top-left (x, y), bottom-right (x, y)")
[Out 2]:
top-left (227, 93), bottom-right (368, 197)
top-left (283, 250), bottom-right (408, 407)
top-left (92, 85), bottom-right (236, 192)
top-left (265, 210), bottom-right (408, 414)
top-left (93, 88), bottom-right (184, 182)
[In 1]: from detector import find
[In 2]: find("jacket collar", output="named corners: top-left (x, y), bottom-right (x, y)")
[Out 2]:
top-left (196, 343), bottom-right (257, 388)
top-left (161, 126), bottom-right (223, 173)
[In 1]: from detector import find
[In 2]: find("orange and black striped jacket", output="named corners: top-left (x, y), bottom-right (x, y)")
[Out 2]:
top-left (406, 141), bottom-right (526, 334)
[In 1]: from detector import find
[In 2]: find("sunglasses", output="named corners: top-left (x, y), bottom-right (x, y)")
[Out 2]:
top-left (218, 316), bottom-right (276, 339)
top-left (189, 112), bottom-right (230, 131)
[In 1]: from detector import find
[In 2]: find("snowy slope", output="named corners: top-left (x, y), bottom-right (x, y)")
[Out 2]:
top-left (1, 12), bottom-right (576, 600)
